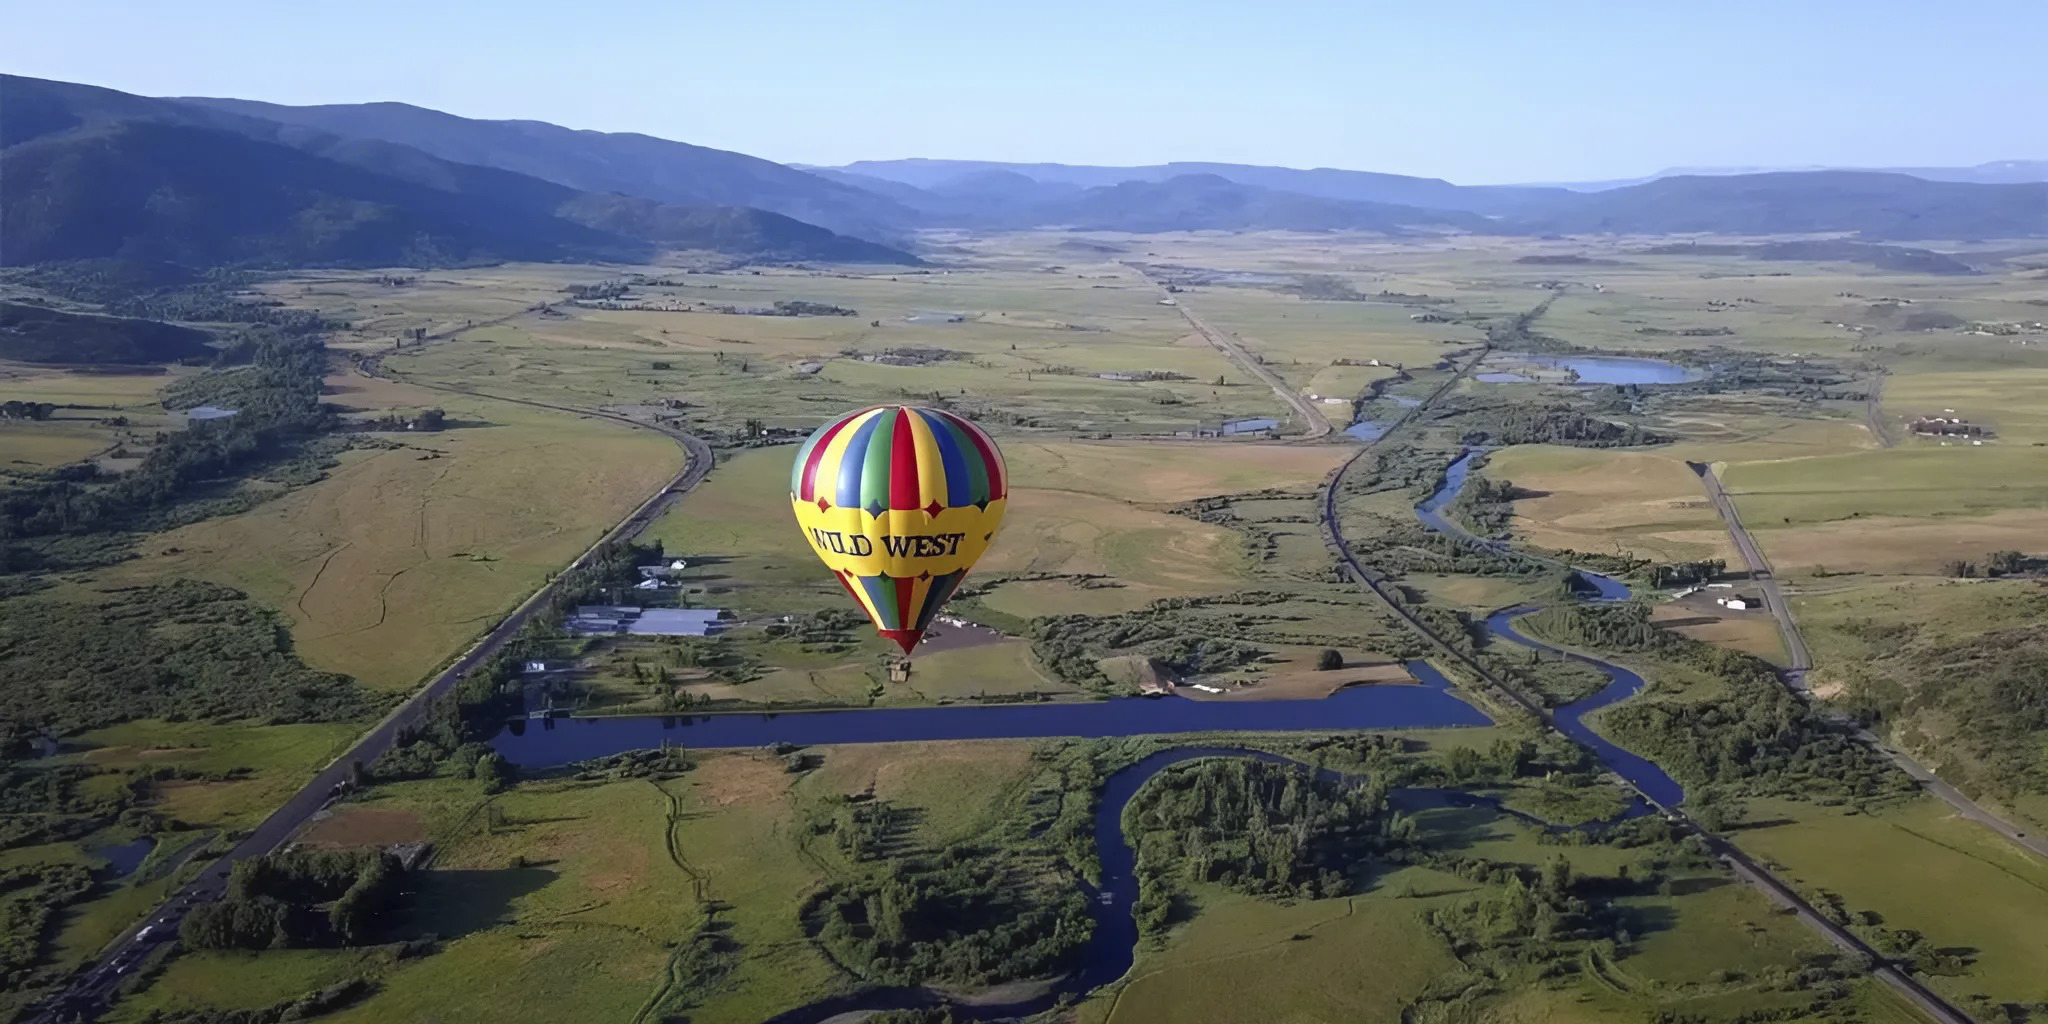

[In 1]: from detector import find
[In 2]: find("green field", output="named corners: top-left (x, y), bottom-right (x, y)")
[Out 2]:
top-left (1733, 795), bottom-right (2048, 1009)
top-left (105, 373), bottom-right (683, 690)
top-left (23, 231), bottom-right (2048, 1024)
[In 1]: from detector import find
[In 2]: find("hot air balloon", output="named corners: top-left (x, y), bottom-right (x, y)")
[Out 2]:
top-left (790, 405), bottom-right (1007, 655)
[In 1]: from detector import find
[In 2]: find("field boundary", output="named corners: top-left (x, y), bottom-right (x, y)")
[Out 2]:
top-left (1122, 264), bottom-right (1333, 441)
top-left (1695, 463), bottom-right (2048, 863)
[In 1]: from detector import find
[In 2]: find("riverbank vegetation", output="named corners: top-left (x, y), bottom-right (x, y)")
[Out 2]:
top-left (1799, 579), bottom-right (2048, 828)
top-left (1521, 602), bottom-right (1915, 806)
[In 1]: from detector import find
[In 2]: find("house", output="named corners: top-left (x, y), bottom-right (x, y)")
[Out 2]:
top-left (523, 661), bottom-right (549, 674)
top-left (1716, 596), bottom-right (1753, 611)
top-left (637, 558), bottom-right (691, 580)
top-left (634, 579), bottom-right (663, 591)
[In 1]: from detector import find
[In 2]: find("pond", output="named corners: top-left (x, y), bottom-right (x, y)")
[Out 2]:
top-left (492, 661), bottom-right (1491, 769)
top-left (1345, 420), bottom-right (1387, 441)
top-left (1219, 417), bottom-right (1280, 435)
top-left (92, 838), bottom-right (156, 881)
top-left (485, 448), bottom-right (1688, 1024)
top-left (1488, 354), bottom-right (1700, 385)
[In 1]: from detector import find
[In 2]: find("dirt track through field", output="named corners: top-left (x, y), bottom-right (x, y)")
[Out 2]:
top-left (1122, 264), bottom-right (1332, 440)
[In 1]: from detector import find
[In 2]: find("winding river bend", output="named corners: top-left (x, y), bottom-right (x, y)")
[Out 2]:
top-left (488, 457), bottom-right (1683, 1022)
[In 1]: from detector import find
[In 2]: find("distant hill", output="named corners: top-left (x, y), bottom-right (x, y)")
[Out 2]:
top-left (1, 75), bottom-right (919, 267)
top-left (1536, 160), bottom-right (2048, 191)
top-left (178, 96), bottom-right (919, 243)
top-left (826, 158), bottom-right (1562, 215)
top-left (554, 196), bottom-right (921, 263)
top-left (0, 300), bottom-right (213, 364)
top-left (828, 158), bottom-right (2047, 239)
top-left (1026, 174), bottom-right (1491, 233)
top-left (0, 119), bottom-right (637, 267)
top-left (1528, 172), bottom-right (2048, 240)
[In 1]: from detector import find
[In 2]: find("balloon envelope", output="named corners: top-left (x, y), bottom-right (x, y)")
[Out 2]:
top-left (789, 405), bottom-right (1008, 654)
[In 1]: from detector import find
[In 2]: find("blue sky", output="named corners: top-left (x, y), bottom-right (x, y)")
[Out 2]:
top-left (4, 0), bottom-right (2041, 183)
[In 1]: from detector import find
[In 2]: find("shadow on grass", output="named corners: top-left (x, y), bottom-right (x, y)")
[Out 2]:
top-left (398, 865), bottom-right (557, 940)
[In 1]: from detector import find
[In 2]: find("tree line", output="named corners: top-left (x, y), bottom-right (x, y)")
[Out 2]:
top-left (1524, 602), bottom-right (1916, 804)
top-left (181, 849), bottom-right (407, 951)
top-left (0, 402), bottom-right (57, 421)
top-left (804, 843), bottom-right (1092, 987)
top-left (1127, 758), bottom-right (1402, 932)
top-left (1, 328), bottom-right (338, 544)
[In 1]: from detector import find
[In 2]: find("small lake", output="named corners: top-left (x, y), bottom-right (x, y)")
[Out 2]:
top-left (92, 838), bottom-right (156, 881)
top-left (1219, 417), bottom-right (1280, 435)
top-left (493, 662), bottom-right (1491, 769)
top-left (1345, 420), bottom-right (1388, 441)
top-left (488, 443), bottom-right (1688, 1024)
top-left (1488, 354), bottom-right (1700, 385)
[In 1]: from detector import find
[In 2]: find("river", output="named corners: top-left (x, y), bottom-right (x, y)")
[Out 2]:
top-left (488, 457), bottom-right (1681, 1022)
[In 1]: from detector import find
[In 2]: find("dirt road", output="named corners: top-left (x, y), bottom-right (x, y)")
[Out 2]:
top-left (1122, 265), bottom-right (1332, 440)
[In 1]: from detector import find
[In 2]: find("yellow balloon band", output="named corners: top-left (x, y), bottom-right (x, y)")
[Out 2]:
top-left (789, 499), bottom-right (1006, 578)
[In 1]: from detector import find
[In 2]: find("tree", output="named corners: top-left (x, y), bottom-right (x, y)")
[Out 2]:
top-left (414, 408), bottom-right (446, 430)
top-left (1315, 648), bottom-right (1344, 671)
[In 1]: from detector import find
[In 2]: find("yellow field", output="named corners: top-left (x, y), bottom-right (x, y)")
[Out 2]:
top-left (106, 375), bottom-right (681, 689)
top-left (1650, 603), bottom-right (1787, 664)
top-left (1480, 445), bottom-right (1739, 563)
top-left (646, 440), bottom-right (1338, 629)
top-left (0, 362), bottom-right (183, 468)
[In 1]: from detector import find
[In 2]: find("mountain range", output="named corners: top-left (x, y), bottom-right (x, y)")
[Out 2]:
top-left (0, 75), bottom-right (920, 268)
top-left (2, 73), bottom-right (2044, 275)
top-left (825, 159), bottom-right (2048, 239)
top-left (1531, 160), bottom-right (2048, 191)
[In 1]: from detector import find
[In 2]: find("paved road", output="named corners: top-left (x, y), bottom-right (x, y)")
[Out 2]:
top-left (31, 354), bottom-right (714, 1024)
top-left (1694, 461), bottom-right (2048, 862)
top-left (1123, 264), bottom-right (1333, 440)
top-left (1690, 461), bottom-right (1811, 678)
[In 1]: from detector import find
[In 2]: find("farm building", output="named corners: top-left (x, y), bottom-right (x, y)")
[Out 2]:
top-left (1909, 415), bottom-right (1987, 438)
top-left (566, 605), bottom-right (729, 637)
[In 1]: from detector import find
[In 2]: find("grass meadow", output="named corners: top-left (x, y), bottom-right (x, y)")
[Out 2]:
top-left (49, 232), bottom-right (2048, 1023)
